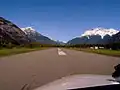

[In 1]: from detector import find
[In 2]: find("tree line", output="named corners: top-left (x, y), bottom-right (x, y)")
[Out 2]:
top-left (62, 43), bottom-right (120, 50)
top-left (0, 40), bottom-right (120, 50)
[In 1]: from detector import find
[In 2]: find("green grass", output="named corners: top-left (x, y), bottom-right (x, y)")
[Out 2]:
top-left (0, 47), bottom-right (47, 57)
top-left (72, 48), bottom-right (120, 57)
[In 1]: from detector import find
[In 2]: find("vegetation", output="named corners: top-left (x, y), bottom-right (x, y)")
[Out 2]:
top-left (84, 49), bottom-right (120, 57)
top-left (68, 48), bottom-right (120, 57)
top-left (0, 42), bottom-right (53, 57)
top-left (64, 42), bottom-right (120, 50)
top-left (64, 42), bottom-right (120, 57)
top-left (0, 48), bottom-right (45, 57)
top-left (0, 37), bottom-right (120, 57)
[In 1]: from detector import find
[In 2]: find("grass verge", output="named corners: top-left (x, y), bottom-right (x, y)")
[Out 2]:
top-left (0, 47), bottom-right (47, 57)
top-left (71, 48), bottom-right (120, 57)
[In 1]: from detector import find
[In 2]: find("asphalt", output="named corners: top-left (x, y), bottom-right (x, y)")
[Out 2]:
top-left (0, 48), bottom-right (119, 90)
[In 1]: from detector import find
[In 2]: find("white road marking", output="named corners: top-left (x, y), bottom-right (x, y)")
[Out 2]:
top-left (58, 48), bottom-right (61, 51)
top-left (62, 83), bottom-right (68, 86)
top-left (58, 48), bottom-right (67, 56)
top-left (58, 51), bottom-right (66, 55)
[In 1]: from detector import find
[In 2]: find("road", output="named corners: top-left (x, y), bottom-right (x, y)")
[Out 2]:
top-left (0, 48), bottom-right (119, 90)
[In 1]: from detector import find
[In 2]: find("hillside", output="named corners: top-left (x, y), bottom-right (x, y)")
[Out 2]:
top-left (0, 17), bottom-right (30, 45)
top-left (81, 27), bottom-right (119, 38)
top-left (67, 27), bottom-right (119, 45)
top-left (21, 27), bottom-right (57, 45)
top-left (0, 17), bottom-right (58, 46)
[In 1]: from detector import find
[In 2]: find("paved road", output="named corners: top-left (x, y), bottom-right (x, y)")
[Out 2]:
top-left (0, 48), bottom-right (119, 90)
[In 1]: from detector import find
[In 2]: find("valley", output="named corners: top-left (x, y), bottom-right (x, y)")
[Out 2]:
top-left (1, 0), bottom-right (120, 90)
top-left (0, 17), bottom-right (120, 90)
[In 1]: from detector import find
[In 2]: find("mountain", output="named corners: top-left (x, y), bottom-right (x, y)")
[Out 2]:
top-left (67, 27), bottom-right (119, 45)
top-left (110, 32), bottom-right (120, 49)
top-left (112, 32), bottom-right (120, 43)
top-left (21, 27), bottom-right (41, 42)
top-left (86, 35), bottom-right (102, 44)
top-left (0, 17), bottom-right (57, 46)
top-left (56, 40), bottom-right (66, 45)
top-left (0, 17), bottom-right (30, 45)
top-left (67, 36), bottom-right (88, 45)
top-left (21, 27), bottom-right (57, 45)
top-left (81, 27), bottom-right (119, 38)
top-left (100, 35), bottom-right (112, 44)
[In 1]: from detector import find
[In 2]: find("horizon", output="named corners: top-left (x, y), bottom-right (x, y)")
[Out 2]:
top-left (1, 0), bottom-right (120, 42)
top-left (21, 26), bottom-right (119, 43)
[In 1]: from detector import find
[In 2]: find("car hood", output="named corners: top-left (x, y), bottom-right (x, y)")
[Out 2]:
top-left (34, 74), bottom-right (119, 90)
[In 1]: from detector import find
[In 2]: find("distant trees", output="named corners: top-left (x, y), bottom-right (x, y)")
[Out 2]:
top-left (0, 39), bottom-right (120, 50)
top-left (0, 41), bottom-right (60, 49)
top-left (63, 43), bottom-right (112, 49)
top-left (110, 43), bottom-right (120, 50)
top-left (64, 43), bottom-right (120, 50)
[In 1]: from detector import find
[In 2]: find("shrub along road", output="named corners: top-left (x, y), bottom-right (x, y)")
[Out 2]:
top-left (71, 48), bottom-right (120, 57)
top-left (0, 47), bottom-right (47, 57)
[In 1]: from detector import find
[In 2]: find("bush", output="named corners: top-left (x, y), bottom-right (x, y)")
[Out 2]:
top-left (23, 42), bottom-right (42, 48)
top-left (5, 43), bottom-right (16, 49)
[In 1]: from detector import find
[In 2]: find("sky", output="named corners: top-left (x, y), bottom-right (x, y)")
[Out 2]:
top-left (1, 0), bottom-right (120, 42)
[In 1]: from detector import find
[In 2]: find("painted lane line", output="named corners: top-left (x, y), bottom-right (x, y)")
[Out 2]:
top-left (57, 48), bottom-right (67, 56)
top-left (58, 51), bottom-right (67, 55)
top-left (58, 48), bottom-right (61, 51)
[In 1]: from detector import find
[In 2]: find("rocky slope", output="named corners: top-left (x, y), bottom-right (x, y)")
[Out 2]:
top-left (21, 27), bottom-right (57, 45)
top-left (0, 17), bottom-right (57, 46)
top-left (0, 17), bottom-right (30, 45)
top-left (110, 32), bottom-right (120, 49)
top-left (112, 32), bottom-right (120, 43)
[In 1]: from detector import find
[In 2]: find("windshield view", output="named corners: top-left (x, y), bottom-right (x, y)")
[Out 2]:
top-left (0, 0), bottom-right (120, 90)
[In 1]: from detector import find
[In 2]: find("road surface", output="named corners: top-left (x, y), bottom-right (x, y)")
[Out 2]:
top-left (0, 48), bottom-right (119, 90)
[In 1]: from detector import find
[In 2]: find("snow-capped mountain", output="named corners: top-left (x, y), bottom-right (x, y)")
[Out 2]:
top-left (67, 27), bottom-right (120, 45)
top-left (21, 27), bottom-right (39, 35)
top-left (81, 27), bottom-right (119, 38)
top-left (21, 27), bottom-right (41, 41)
top-left (0, 17), bottom-right (29, 45)
top-left (56, 40), bottom-right (66, 45)
top-left (21, 27), bottom-right (57, 45)
top-left (21, 27), bottom-right (35, 31)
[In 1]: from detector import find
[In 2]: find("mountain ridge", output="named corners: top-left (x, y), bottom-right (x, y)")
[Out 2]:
top-left (67, 27), bottom-right (119, 45)
top-left (21, 27), bottom-right (58, 45)
top-left (0, 17), bottom-right (30, 45)
top-left (81, 27), bottom-right (119, 38)
top-left (0, 17), bottom-right (58, 46)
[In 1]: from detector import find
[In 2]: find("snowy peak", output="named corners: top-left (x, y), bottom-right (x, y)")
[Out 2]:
top-left (21, 27), bottom-right (37, 34)
top-left (21, 27), bottom-right (35, 31)
top-left (81, 27), bottom-right (119, 38)
top-left (20, 27), bottom-right (57, 44)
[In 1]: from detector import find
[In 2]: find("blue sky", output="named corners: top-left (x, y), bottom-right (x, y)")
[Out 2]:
top-left (1, 0), bottom-right (120, 42)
